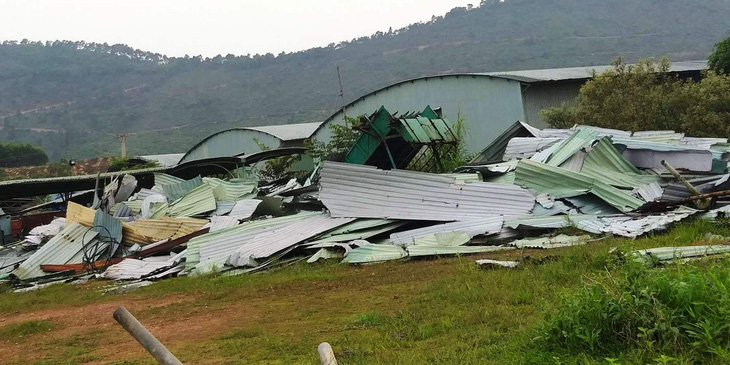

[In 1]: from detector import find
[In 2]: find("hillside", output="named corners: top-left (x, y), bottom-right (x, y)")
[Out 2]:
top-left (1, 0), bottom-right (729, 160)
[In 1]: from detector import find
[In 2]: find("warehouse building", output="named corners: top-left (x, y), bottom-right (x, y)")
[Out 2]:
top-left (311, 61), bottom-right (707, 155)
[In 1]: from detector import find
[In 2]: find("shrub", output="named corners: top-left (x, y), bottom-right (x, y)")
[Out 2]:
top-left (539, 260), bottom-right (730, 360)
top-left (542, 57), bottom-right (730, 139)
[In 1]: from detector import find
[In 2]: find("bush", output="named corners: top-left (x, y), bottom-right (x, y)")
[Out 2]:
top-left (0, 142), bottom-right (48, 167)
top-left (541, 57), bottom-right (730, 139)
top-left (539, 260), bottom-right (730, 361)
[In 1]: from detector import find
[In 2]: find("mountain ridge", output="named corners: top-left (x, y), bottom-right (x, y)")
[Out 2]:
top-left (0, 0), bottom-right (728, 159)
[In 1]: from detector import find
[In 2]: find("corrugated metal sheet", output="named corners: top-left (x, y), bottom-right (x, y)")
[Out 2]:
top-left (189, 212), bottom-right (321, 272)
top-left (514, 160), bottom-right (644, 212)
top-left (633, 245), bottom-right (730, 264)
top-left (634, 183), bottom-right (664, 202)
top-left (342, 244), bottom-right (407, 264)
top-left (389, 217), bottom-right (504, 246)
top-left (66, 201), bottom-right (96, 226)
top-left (505, 215), bottom-right (573, 230)
top-left (406, 245), bottom-right (513, 257)
top-left (680, 137), bottom-right (728, 149)
top-left (575, 125), bottom-right (632, 138)
top-left (214, 201), bottom-right (236, 216)
top-left (14, 223), bottom-right (98, 280)
top-left (167, 184), bottom-right (217, 217)
top-left (125, 218), bottom-right (206, 245)
top-left (632, 131), bottom-right (684, 143)
top-left (319, 162), bottom-right (535, 221)
top-left (559, 150), bottom-right (586, 172)
top-left (580, 138), bottom-right (660, 188)
top-left (228, 199), bottom-right (263, 220)
top-left (503, 137), bottom-right (561, 160)
top-left (163, 176), bottom-right (203, 202)
top-left (93, 210), bottom-right (122, 244)
top-left (563, 195), bottom-right (622, 215)
top-left (203, 177), bottom-right (257, 201)
top-left (532, 200), bottom-right (574, 216)
top-left (102, 257), bottom-right (180, 280)
top-left (306, 222), bottom-right (405, 246)
top-left (208, 216), bottom-right (240, 232)
top-left (226, 213), bottom-right (354, 267)
top-left (612, 137), bottom-right (714, 171)
top-left (545, 128), bottom-right (597, 167)
top-left (572, 210), bottom-right (696, 238)
top-left (154, 173), bottom-right (184, 187)
top-left (510, 234), bottom-right (590, 249)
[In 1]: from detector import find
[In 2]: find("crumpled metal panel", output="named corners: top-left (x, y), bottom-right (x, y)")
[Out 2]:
top-left (227, 199), bottom-right (262, 220)
top-left (226, 213), bottom-right (354, 267)
top-left (514, 159), bottom-right (644, 212)
top-left (167, 184), bottom-right (217, 217)
top-left (633, 245), bottom-right (730, 265)
top-left (503, 137), bottom-right (561, 161)
top-left (93, 210), bottom-right (123, 246)
top-left (203, 177), bottom-right (257, 201)
top-left (343, 244), bottom-right (407, 264)
top-left (188, 211), bottom-right (321, 272)
top-left (153, 173), bottom-right (185, 187)
top-left (14, 223), bottom-right (98, 280)
top-left (632, 131), bottom-right (684, 143)
top-left (581, 138), bottom-right (660, 188)
top-left (125, 218), bottom-right (206, 245)
top-left (545, 128), bottom-right (598, 167)
top-left (389, 216), bottom-right (504, 246)
top-left (563, 194), bottom-right (622, 215)
top-left (163, 176), bottom-right (203, 202)
top-left (102, 257), bottom-right (179, 280)
top-left (319, 162), bottom-right (535, 221)
top-left (208, 216), bottom-right (240, 232)
top-left (306, 222), bottom-right (405, 246)
top-left (634, 183), bottom-right (664, 202)
top-left (572, 209), bottom-right (696, 238)
top-left (406, 245), bottom-right (513, 257)
top-left (510, 234), bottom-right (591, 249)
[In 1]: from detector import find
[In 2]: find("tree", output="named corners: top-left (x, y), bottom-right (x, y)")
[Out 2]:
top-left (709, 36), bottom-right (730, 75)
top-left (541, 58), bottom-right (730, 138)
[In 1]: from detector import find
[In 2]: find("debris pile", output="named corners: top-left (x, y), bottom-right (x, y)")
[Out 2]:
top-left (3, 123), bottom-right (730, 290)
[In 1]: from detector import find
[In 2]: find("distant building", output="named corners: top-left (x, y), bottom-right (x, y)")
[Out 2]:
top-left (311, 61), bottom-right (707, 155)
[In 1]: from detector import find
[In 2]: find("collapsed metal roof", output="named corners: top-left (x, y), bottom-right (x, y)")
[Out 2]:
top-left (319, 162), bottom-right (536, 221)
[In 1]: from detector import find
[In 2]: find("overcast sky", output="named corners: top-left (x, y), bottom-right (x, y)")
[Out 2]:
top-left (0, 0), bottom-right (474, 57)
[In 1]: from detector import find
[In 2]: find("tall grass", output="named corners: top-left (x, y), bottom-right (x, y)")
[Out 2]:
top-left (538, 258), bottom-right (730, 362)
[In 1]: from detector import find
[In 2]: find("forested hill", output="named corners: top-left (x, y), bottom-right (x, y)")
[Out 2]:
top-left (1, 0), bottom-right (729, 160)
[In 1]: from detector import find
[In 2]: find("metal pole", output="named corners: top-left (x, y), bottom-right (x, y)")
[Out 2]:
top-left (318, 342), bottom-right (338, 365)
top-left (113, 306), bottom-right (183, 365)
top-left (661, 160), bottom-right (710, 209)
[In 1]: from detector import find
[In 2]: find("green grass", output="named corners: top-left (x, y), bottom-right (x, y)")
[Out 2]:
top-left (4, 219), bottom-right (730, 364)
top-left (0, 319), bottom-right (53, 338)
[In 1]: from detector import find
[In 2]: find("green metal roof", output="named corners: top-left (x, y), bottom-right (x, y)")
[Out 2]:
top-left (514, 159), bottom-right (644, 213)
top-left (344, 106), bottom-right (457, 169)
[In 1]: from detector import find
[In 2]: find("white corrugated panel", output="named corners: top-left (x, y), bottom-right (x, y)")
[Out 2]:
top-left (226, 213), bottom-right (354, 267)
top-left (228, 199), bottom-right (262, 220)
top-left (190, 211), bottom-right (321, 272)
top-left (503, 137), bottom-right (561, 160)
top-left (319, 162), bottom-right (535, 221)
top-left (389, 217), bottom-right (504, 246)
top-left (208, 216), bottom-right (240, 232)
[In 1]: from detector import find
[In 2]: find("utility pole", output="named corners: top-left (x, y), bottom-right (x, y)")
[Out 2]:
top-left (118, 133), bottom-right (127, 157)
top-left (337, 65), bottom-right (347, 119)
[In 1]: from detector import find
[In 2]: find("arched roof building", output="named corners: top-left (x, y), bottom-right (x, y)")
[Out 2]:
top-left (179, 121), bottom-right (322, 164)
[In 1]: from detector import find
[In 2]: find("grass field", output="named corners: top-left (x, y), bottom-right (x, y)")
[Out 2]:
top-left (1, 220), bottom-right (730, 364)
